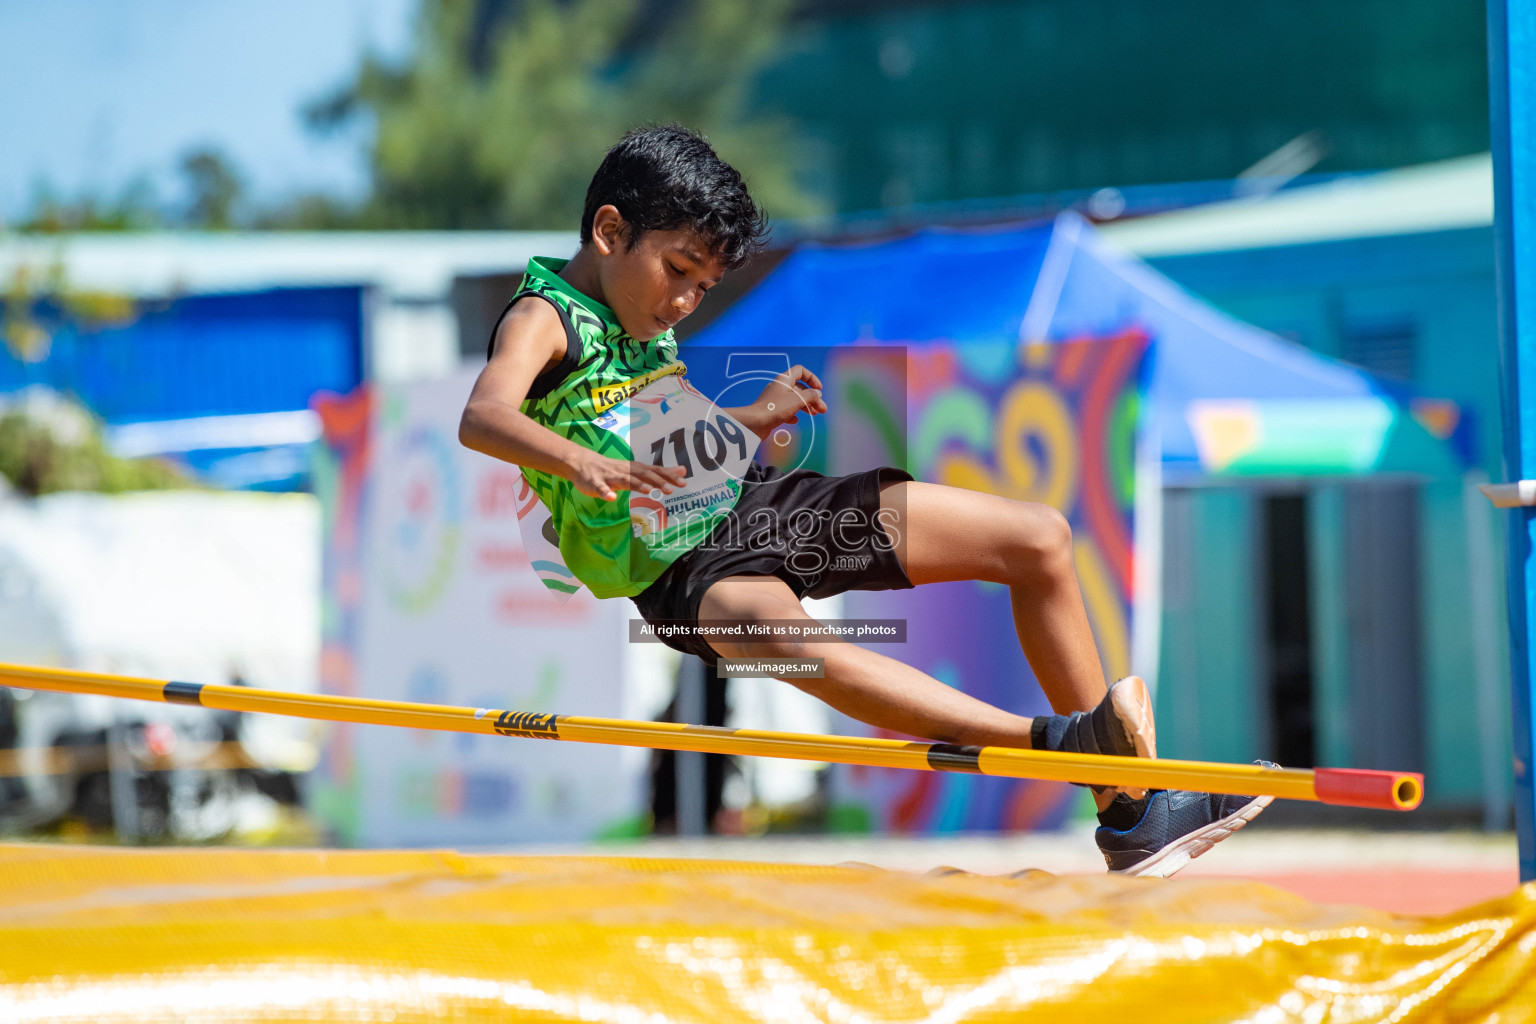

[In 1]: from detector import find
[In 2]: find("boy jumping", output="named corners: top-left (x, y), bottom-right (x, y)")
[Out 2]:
top-left (460, 124), bottom-right (1270, 877)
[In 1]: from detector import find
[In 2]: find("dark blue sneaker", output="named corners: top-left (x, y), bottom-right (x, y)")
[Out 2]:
top-left (1095, 777), bottom-right (1275, 878)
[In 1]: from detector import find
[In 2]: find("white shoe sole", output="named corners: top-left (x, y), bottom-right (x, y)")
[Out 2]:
top-left (1113, 793), bottom-right (1274, 879)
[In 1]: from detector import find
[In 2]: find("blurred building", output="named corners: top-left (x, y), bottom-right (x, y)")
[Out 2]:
top-left (776, 0), bottom-right (1488, 212)
top-left (555, 0), bottom-right (1493, 217)
top-left (0, 232), bottom-right (582, 840)
top-left (0, 232), bottom-right (572, 489)
top-left (469, 0), bottom-right (1487, 216)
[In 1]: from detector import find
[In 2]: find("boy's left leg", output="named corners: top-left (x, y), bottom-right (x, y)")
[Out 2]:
top-left (871, 477), bottom-right (1153, 807)
top-left (699, 572), bottom-right (1041, 749)
top-left (874, 478), bottom-right (1111, 718)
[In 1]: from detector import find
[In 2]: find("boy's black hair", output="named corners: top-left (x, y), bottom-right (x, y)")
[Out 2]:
top-left (580, 124), bottom-right (769, 271)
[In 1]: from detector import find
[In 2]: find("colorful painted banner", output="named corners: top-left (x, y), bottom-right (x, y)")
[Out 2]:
top-left (311, 369), bottom-right (645, 846)
top-left (829, 331), bottom-right (1149, 834)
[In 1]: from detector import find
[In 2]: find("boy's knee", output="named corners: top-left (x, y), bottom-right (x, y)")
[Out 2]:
top-left (701, 595), bottom-right (808, 661)
top-left (1006, 502), bottom-right (1074, 578)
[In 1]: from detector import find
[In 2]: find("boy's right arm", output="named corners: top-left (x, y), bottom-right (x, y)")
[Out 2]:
top-left (458, 297), bottom-right (686, 502)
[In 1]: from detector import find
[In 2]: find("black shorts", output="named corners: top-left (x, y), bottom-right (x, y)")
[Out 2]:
top-left (631, 463), bottom-right (916, 665)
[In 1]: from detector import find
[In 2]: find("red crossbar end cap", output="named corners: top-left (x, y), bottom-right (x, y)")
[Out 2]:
top-left (1313, 768), bottom-right (1424, 811)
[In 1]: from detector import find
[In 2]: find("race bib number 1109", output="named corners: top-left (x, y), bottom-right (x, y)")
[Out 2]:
top-left (609, 374), bottom-right (755, 547)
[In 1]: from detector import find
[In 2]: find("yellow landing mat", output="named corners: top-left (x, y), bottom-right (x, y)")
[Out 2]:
top-left (0, 843), bottom-right (1530, 1023)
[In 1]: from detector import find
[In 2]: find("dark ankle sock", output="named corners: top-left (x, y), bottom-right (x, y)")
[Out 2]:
top-left (1096, 793), bottom-right (1148, 832)
top-left (1030, 715), bottom-right (1067, 752)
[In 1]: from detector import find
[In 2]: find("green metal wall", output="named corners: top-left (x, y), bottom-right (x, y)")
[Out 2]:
top-left (1148, 228), bottom-right (1510, 815)
top-left (757, 0), bottom-right (1489, 213)
top-left (1157, 487), bottom-right (1260, 768)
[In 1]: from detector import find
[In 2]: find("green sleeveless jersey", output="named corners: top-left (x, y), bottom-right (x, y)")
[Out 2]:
top-left (505, 257), bottom-right (755, 599)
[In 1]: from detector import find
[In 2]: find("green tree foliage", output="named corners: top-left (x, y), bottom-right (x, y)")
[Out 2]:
top-left (309, 0), bottom-right (817, 229)
top-left (15, 178), bottom-right (163, 234)
top-left (14, 145), bottom-right (249, 233)
top-left (0, 403), bottom-right (193, 497)
top-left (180, 147), bottom-right (244, 229)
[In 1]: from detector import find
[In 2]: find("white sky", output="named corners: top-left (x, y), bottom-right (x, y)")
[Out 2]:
top-left (0, 0), bottom-right (419, 221)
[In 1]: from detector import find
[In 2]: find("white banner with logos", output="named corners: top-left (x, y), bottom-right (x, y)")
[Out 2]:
top-left (352, 366), bottom-right (653, 847)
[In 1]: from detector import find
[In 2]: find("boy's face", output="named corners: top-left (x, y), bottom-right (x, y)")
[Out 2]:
top-left (589, 205), bottom-right (725, 341)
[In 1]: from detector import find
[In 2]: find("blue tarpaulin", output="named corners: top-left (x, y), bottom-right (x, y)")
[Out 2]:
top-left (2, 287), bottom-right (363, 422)
top-left (1, 286), bottom-right (365, 490)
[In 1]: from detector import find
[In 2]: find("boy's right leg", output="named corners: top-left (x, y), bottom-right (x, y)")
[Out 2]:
top-left (697, 573), bottom-right (1157, 787)
top-left (698, 573), bottom-right (1044, 749)
top-left (871, 478), bottom-right (1151, 805)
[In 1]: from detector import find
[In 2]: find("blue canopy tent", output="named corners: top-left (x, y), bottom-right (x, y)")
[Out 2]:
top-left (687, 211), bottom-right (1468, 482)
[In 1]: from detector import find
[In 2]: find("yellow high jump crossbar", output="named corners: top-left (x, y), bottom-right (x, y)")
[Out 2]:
top-left (0, 662), bottom-right (1423, 811)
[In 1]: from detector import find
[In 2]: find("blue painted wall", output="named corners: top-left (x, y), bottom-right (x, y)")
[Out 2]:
top-left (2, 286), bottom-right (365, 423)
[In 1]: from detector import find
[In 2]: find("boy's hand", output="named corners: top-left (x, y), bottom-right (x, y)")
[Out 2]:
top-left (570, 450), bottom-right (688, 503)
top-left (737, 365), bottom-right (827, 439)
